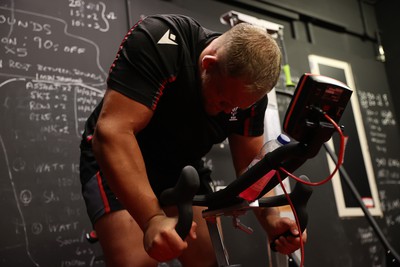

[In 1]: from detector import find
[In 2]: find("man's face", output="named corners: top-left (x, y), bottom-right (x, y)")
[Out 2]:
top-left (201, 71), bottom-right (262, 116)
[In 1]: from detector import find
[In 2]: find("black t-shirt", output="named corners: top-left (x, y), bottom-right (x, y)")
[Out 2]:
top-left (82, 14), bottom-right (268, 193)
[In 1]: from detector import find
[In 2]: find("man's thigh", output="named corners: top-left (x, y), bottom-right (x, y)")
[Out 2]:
top-left (176, 206), bottom-right (217, 267)
top-left (95, 210), bottom-right (158, 267)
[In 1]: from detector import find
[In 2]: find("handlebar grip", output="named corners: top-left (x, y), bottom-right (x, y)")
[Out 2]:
top-left (267, 175), bottom-right (313, 251)
top-left (159, 166), bottom-right (200, 240)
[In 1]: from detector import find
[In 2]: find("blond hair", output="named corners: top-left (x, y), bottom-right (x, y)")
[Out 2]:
top-left (216, 23), bottom-right (281, 95)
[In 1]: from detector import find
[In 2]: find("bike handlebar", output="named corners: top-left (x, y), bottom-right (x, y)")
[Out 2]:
top-left (260, 175), bottom-right (312, 251)
top-left (160, 156), bottom-right (313, 243)
top-left (159, 165), bottom-right (200, 240)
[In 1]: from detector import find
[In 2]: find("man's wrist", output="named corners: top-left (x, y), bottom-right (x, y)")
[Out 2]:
top-left (143, 212), bottom-right (166, 231)
top-left (263, 207), bottom-right (280, 217)
top-left (133, 197), bottom-right (166, 232)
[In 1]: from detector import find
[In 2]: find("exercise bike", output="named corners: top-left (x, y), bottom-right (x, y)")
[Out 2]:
top-left (160, 73), bottom-right (354, 267)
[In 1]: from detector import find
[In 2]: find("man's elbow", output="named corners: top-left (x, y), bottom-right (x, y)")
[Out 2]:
top-left (91, 122), bottom-right (113, 158)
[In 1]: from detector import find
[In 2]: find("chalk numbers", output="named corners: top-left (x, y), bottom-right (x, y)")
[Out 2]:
top-left (68, 0), bottom-right (117, 32)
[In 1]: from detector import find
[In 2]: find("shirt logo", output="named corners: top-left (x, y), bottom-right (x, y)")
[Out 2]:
top-left (229, 107), bottom-right (239, 121)
top-left (157, 29), bottom-right (178, 45)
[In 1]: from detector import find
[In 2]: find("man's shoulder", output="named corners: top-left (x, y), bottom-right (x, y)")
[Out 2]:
top-left (144, 14), bottom-right (220, 39)
top-left (148, 14), bottom-right (199, 25)
top-left (144, 14), bottom-right (200, 30)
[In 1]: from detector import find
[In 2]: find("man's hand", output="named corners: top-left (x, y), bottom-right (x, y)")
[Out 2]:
top-left (265, 214), bottom-right (307, 255)
top-left (254, 207), bottom-right (307, 255)
top-left (143, 214), bottom-right (197, 262)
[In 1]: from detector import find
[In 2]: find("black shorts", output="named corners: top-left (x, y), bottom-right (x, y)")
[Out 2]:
top-left (82, 170), bottom-right (125, 225)
top-left (80, 142), bottom-right (214, 225)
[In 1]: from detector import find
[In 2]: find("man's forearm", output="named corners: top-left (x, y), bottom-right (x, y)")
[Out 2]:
top-left (92, 126), bottom-right (165, 231)
top-left (253, 206), bottom-right (280, 233)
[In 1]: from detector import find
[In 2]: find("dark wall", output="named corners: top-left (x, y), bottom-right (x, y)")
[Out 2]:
top-left (0, 0), bottom-right (399, 267)
top-left (375, 0), bottom-right (400, 126)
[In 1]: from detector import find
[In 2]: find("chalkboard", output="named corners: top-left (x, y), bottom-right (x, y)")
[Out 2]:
top-left (306, 55), bottom-right (400, 265)
top-left (307, 55), bottom-right (383, 217)
top-left (0, 1), bottom-right (127, 266)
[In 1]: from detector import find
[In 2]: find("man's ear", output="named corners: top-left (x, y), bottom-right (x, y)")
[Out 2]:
top-left (201, 55), bottom-right (218, 71)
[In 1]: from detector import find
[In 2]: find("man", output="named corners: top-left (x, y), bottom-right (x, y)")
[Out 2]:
top-left (80, 14), bottom-right (306, 267)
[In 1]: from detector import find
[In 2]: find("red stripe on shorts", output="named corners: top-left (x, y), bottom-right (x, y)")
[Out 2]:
top-left (96, 171), bottom-right (111, 213)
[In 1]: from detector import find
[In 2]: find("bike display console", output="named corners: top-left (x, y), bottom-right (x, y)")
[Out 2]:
top-left (284, 73), bottom-right (352, 150)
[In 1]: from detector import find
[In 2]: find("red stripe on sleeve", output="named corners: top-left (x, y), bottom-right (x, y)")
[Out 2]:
top-left (108, 19), bottom-right (143, 76)
top-left (243, 106), bottom-right (256, 136)
top-left (151, 76), bottom-right (177, 110)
